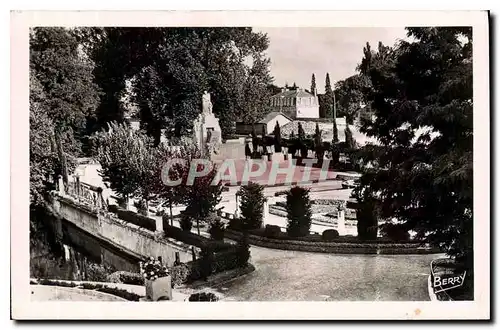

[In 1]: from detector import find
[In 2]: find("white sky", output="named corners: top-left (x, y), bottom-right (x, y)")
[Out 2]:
top-left (254, 27), bottom-right (408, 91)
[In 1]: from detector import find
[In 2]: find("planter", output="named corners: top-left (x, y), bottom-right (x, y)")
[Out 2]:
top-left (145, 276), bottom-right (172, 301)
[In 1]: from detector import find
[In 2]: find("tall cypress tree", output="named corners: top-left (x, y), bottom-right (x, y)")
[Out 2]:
top-left (324, 73), bottom-right (334, 118)
top-left (310, 73), bottom-right (316, 94)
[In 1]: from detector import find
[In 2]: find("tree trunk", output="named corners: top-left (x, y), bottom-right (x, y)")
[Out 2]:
top-left (169, 201), bottom-right (174, 226)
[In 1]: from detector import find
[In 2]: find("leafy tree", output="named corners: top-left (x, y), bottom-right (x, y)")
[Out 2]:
top-left (334, 75), bottom-right (366, 124)
top-left (30, 27), bottom-right (101, 186)
top-left (30, 77), bottom-right (58, 206)
top-left (286, 186), bottom-right (312, 237)
top-left (183, 161), bottom-right (223, 235)
top-left (354, 28), bottom-right (473, 282)
top-left (273, 121), bottom-right (282, 153)
top-left (90, 122), bottom-right (151, 209)
top-left (238, 182), bottom-right (266, 230)
top-left (310, 73), bottom-right (316, 95)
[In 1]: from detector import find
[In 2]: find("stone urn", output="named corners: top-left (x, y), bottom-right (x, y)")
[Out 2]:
top-left (145, 276), bottom-right (172, 301)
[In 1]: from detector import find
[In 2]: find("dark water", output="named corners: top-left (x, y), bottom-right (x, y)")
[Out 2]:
top-left (30, 211), bottom-right (139, 281)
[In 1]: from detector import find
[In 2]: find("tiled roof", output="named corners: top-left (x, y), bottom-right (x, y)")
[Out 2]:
top-left (258, 111), bottom-right (293, 124)
top-left (270, 89), bottom-right (316, 99)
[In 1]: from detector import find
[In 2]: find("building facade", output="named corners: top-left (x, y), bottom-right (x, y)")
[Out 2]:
top-left (269, 88), bottom-right (320, 119)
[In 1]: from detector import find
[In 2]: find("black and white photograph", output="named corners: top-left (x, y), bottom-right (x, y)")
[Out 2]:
top-left (10, 10), bottom-right (490, 320)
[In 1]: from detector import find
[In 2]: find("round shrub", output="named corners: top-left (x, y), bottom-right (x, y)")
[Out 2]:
top-left (188, 292), bottom-right (219, 302)
top-left (321, 229), bottom-right (340, 241)
top-left (264, 225), bottom-right (282, 238)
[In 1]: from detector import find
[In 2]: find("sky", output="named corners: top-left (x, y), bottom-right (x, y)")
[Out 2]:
top-left (254, 27), bottom-right (408, 91)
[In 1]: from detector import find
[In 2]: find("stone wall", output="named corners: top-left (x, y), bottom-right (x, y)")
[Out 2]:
top-left (53, 195), bottom-right (192, 267)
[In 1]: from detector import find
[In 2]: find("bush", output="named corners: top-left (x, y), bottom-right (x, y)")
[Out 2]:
top-left (208, 214), bottom-right (225, 241)
top-left (286, 186), bottom-right (312, 237)
top-left (264, 225), bottom-right (282, 238)
top-left (322, 229), bottom-right (340, 241)
top-left (188, 292), bottom-right (219, 302)
top-left (380, 223), bottom-right (410, 242)
top-left (238, 182), bottom-right (265, 230)
top-left (179, 213), bottom-right (193, 232)
top-left (116, 209), bottom-right (156, 231)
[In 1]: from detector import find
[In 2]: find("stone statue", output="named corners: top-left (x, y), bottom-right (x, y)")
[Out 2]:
top-left (202, 91), bottom-right (213, 114)
top-left (192, 91), bottom-right (222, 159)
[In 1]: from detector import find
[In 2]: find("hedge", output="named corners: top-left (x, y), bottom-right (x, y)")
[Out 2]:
top-left (162, 217), bottom-right (233, 252)
top-left (115, 209), bottom-right (156, 231)
top-left (170, 246), bottom-right (245, 286)
top-left (224, 229), bottom-right (438, 254)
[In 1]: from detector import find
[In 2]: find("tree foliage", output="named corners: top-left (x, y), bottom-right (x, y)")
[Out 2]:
top-left (310, 73), bottom-right (316, 95)
top-left (30, 27), bottom-right (101, 205)
top-left (238, 182), bottom-right (266, 230)
top-left (353, 28), bottom-right (473, 267)
top-left (83, 28), bottom-right (273, 140)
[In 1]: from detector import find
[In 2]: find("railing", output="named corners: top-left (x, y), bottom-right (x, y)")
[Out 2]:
top-left (64, 180), bottom-right (108, 211)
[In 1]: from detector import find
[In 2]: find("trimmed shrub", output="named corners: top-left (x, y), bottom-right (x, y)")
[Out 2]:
top-left (380, 223), bottom-right (410, 242)
top-left (286, 186), bottom-right (312, 237)
top-left (208, 214), bottom-right (225, 241)
top-left (238, 182), bottom-right (265, 230)
top-left (322, 229), bottom-right (340, 241)
top-left (356, 199), bottom-right (379, 241)
top-left (116, 209), bottom-right (156, 231)
top-left (188, 292), bottom-right (219, 302)
top-left (264, 224), bottom-right (282, 238)
top-left (179, 213), bottom-right (193, 232)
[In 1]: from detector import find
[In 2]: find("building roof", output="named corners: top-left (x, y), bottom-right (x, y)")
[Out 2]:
top-left (270, 88), bottom-right (316, 99)
top-left (258, 111), bottom-right (293, 124)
